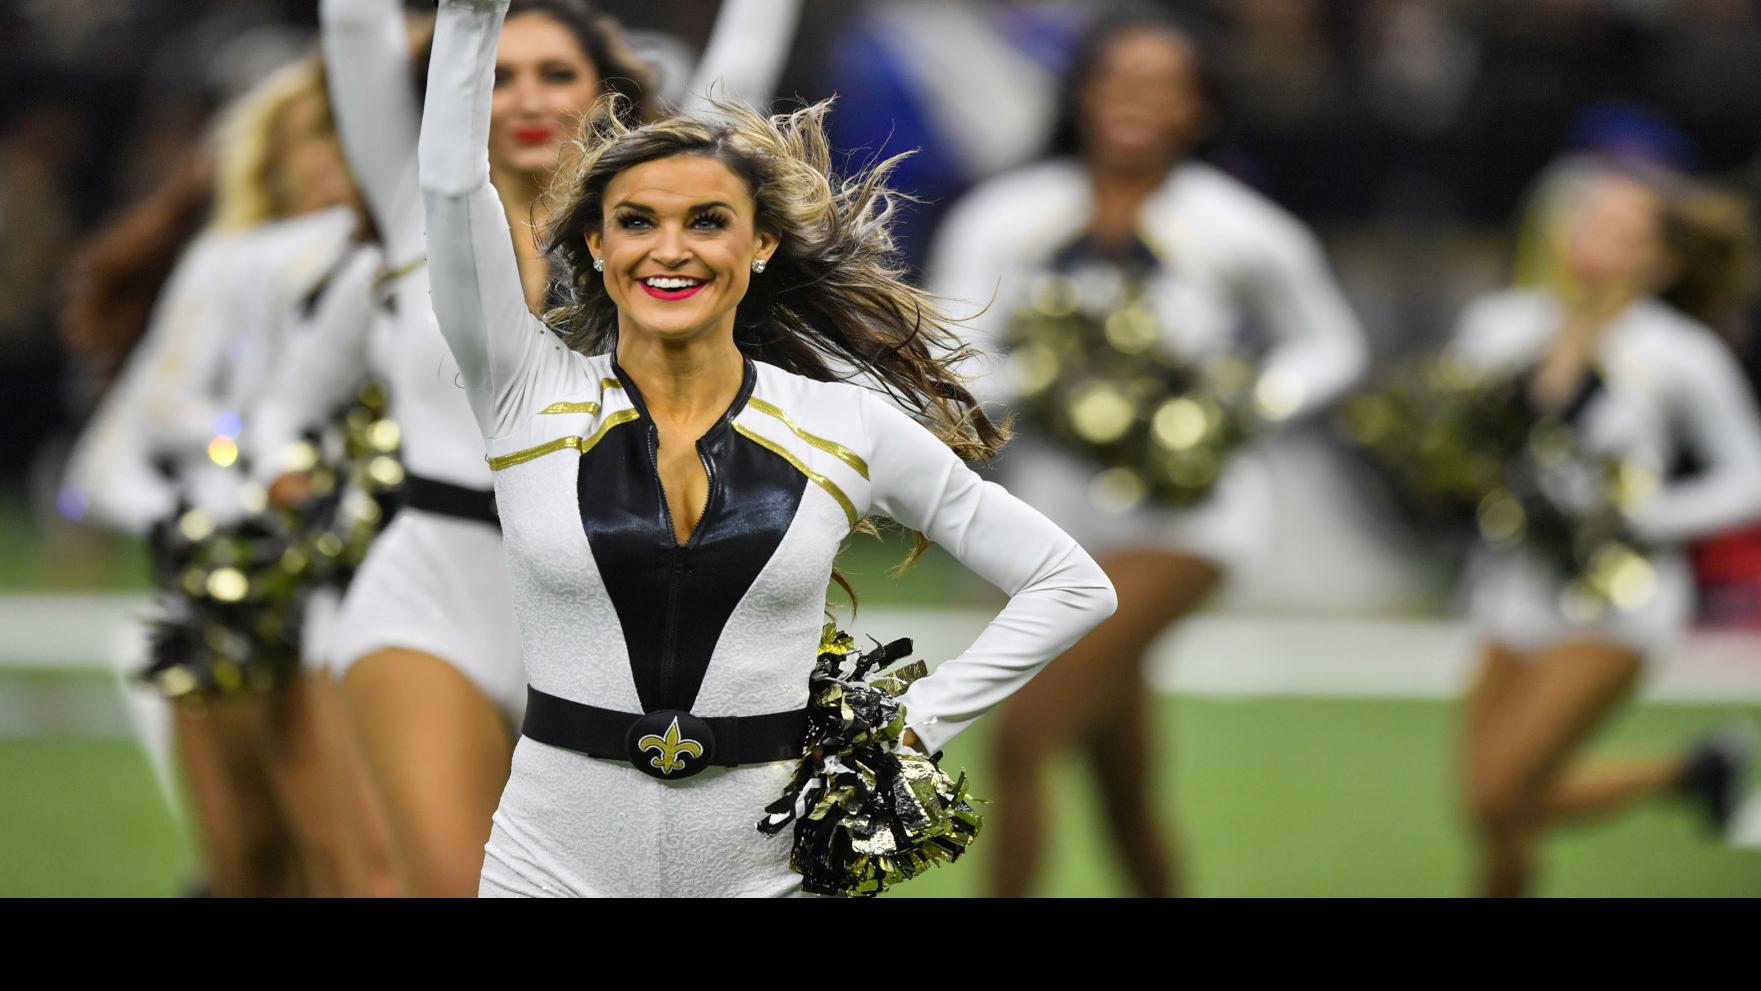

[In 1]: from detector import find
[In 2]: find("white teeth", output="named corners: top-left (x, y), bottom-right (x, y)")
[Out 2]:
top-left (643, 277), bottom-right (701, 290)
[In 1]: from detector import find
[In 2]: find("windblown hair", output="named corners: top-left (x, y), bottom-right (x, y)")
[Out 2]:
top-left (1658, 184), bottom-right (1758, 336)
top-left (542, 97), bottom-right (1009, 576)
top-left (61, 148), bottom-right (214, 387)
top-left (210, 56), bottom-right (335, 232)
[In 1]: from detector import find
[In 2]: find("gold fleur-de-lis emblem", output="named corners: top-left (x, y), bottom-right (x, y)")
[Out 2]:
top-left (637, 716), bottom-right (704, 776)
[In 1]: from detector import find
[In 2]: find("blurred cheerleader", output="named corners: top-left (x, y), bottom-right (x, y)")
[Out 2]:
top-left (62, 57), bottom-right (385, 896)
top-left (928, 8), bottom-right (1366, 897)
top-left (1449, 165), bottom-right (1761, 897)
top-left (287, 0), bottom-right (800, 896)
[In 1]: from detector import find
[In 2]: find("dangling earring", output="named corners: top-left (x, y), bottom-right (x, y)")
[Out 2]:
top-left (752, 258), bottom-right (767, 274)
top-left (592, 258), bottom-right (604, 272)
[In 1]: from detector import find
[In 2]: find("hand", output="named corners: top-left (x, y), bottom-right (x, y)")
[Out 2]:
top-left (268, 472), bottom-right (317, 510)
top-left (901, 729), bottom-right (925, 754)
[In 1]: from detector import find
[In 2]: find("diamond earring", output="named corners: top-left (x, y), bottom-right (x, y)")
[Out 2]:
top-left (752, 258), bottom-right (767, 274)
top-left (592, 258), bottom-right (604, 272)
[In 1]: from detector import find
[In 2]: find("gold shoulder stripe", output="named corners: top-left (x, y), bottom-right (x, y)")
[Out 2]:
top-left (580, 408), bottom-right (641, 457)
top-left (601, 377), bottom-right (623, 390)
top-left (734, 422), bottom-right (858, 528)
top-left (487, 408), bottom-right (641, 471)
top-left (747, 397), bottom-right (869, 479)
top-left (539, 401), bottom-right (601, 415)
top-left (486, 435), bottom-right (581, 471)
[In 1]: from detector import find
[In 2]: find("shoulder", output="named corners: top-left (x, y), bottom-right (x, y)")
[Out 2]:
top-left (1446, 288), bottom-right (1557, 369)
top-left (1460, 287), bottom-right (1556, 328)
top-left (1623, 301), bottom-right (1740, 383)
top-left (1157, 162), bottom-right (1317, 256)
top-left (934, 160), bottom-right (1088, 249)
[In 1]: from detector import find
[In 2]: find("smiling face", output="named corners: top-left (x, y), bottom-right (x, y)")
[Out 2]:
top-left (490, 11), bottom-right (600, 179)
top-left (586, 154), bottom-right (779, 345)
top-left (1078, 27), bottom-right (1205, 174)
top-left (273, 91), bottom-right (354, 217)
top-left (1564, 173), bottom-right (1667, 296)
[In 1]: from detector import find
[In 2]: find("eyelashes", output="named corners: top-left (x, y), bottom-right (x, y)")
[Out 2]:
top-left (613, 211), bottom-right (732, 231)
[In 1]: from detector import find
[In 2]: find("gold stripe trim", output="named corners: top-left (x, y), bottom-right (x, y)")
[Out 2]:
top-left (747, 397), bottom-right (869, 479)
top-left (486, 408), bottom-right (641, 471)
top-left (734, 423), bottom-right (858, 528)
top-left (601, 377), bottom-right (623, 390)
top-left (580, 408), bottom-right (642, 457)
top-left (538, 401), bottom-right (601, 415)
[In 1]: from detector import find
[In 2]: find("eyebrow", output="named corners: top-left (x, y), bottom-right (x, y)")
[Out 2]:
top-left (612, 200), bottom-right (736, 215)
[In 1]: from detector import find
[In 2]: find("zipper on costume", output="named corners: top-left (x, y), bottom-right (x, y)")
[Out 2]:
top-left (648, 426), bottom-right (681, 706)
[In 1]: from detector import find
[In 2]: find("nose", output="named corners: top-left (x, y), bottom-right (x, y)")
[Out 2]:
top-left (508, 72), bottom-right (546, 116)
top-left (652, 224), bottom-right (692, 266)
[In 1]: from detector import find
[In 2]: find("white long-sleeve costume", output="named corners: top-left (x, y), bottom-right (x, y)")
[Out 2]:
top-left (296, 0), bottom-right (803, 716)
top-left (1447, 289), bottom-right (1761, 652)
top-left (421, 0), bottom-right (1115, 897)
top-left (65, 208), bottom-right (358, 673)
top-left (927, 158), bottom-right (1368, 569)
top-left (67, 209), bottom-right (357, 535)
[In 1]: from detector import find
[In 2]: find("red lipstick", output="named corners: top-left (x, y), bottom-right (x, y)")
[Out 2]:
top-left (512, 124), bottom-right (556, 146)
top-left (638, 280), bottom-right (707, 301)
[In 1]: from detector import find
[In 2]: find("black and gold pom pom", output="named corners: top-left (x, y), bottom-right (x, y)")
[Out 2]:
top-left (759, 625), bottom-right (983, 897)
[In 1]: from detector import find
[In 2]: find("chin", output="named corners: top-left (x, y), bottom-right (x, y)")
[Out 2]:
top-left (499, 143), bottom-right (562, 178)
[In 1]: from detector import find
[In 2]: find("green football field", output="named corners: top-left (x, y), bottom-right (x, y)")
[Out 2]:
top-left (4, 505), bottom-right (1759, 896)
top-left (5, 693), bottom-right (1757, 897)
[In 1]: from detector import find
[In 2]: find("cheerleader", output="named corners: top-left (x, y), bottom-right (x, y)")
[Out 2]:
top-left (64, 58), bottom-right (368, 897)
top-left (1448, 164), bottom-right (1761, 897)
top-left (300, 0), bottom-right (801, 896)
top-left (417, 0), bottom-right (1113, 897)
top-left (927, 11), bottom-right (1367, 896)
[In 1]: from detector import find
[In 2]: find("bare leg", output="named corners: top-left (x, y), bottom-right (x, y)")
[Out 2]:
top-left (1461, 637), bottom-right (1643, 897)
top-left (343, 649), bottom-right (513, 898)
top-left (177, 696), bottom-right (304, 897)
top-left (989, 549), bottom-right (1219, 898)
top-left (1079, 671), bottom-right (1175, 897)
top-left (264, 673), bottom-right (400, 896)
top-left (1539, 756), bottom-right (1686, 824)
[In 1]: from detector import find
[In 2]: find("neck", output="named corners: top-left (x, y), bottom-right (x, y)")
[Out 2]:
top-left (615, 323), bottom-right (746, 427)
top-left (1085, 155), bottom-right (1178, 250)
top-left (494, 164), bottom-right (550, 229)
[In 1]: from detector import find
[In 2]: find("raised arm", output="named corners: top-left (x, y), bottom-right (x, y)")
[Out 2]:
top-left (857, 389), bottom-right (1117, 754)
top-left (421, 0), bottom-right (565, 438)
top-left (243, 246), bottom-right (381, 486)
top-left (320, 0), bottom-right (425, 269)
top-left (678, 0), bottom-right (803, 113)
top-left (1627, 328), bottom-right (1761, 544)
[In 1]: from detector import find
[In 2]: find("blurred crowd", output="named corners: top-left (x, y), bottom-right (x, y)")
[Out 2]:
top-left (9, 0), bottom-right (1761, 532)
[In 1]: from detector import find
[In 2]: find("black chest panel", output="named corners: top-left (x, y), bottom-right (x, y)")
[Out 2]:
top-left (575, 360), bottom-right (807, 713)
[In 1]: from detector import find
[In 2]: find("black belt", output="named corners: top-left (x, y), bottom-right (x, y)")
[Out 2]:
top-left (402, 473), bottom-right (499, 527)
top-left (522, 686), bottom-right (809, 780)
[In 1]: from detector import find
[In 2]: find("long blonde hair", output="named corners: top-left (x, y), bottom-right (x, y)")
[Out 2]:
top-left (210, 56), bottom-right (334, 232)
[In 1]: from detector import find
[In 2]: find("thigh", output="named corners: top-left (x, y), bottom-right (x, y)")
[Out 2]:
top-left (1468, 638), bottom-right (1644, 812)
top-left (1004, 549), bottom-right (1221, 741)
top-left (342, 649), bottom-right (514, 862)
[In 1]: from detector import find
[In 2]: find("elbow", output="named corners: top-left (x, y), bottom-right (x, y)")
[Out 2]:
top-left (1079, 556), bottom-right (1119, 623)
top-left (1095, 575), bottom-right (1120, 623)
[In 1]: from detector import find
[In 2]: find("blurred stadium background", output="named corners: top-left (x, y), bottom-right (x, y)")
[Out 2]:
top-left (5, 0), bottom-right (1761, 896)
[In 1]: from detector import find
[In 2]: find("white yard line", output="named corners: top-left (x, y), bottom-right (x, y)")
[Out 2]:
top-left (4, 595), bottom-right (1761, 703)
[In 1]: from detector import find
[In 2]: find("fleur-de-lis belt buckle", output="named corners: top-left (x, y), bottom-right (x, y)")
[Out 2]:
top-left (625, 710), bottom-right (717, 779)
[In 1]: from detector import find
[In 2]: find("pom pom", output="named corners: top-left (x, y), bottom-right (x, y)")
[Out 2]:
top-left (758, 625), bottom-right (983, 897)
top-left (1337, 355), bottom-right (1657, 615)
top-left (140, 381), bottom-right (401, 701)
top-left (1003, 271), bottom-right (1259, 511)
